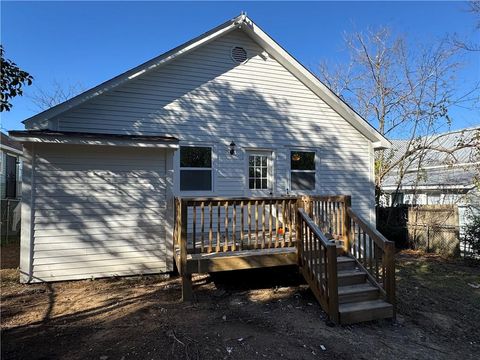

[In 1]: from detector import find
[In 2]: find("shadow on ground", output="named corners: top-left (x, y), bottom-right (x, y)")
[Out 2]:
top-left (1, 253), bottom-right (479, 360)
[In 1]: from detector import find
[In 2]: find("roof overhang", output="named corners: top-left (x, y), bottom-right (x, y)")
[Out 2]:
top-left (9, 130), bottom-right (179, 149)
top-left (238, 17), bottom-right (390, 149)
top-left (0, 143), bottom-right (23, 155)
top-left (382, 184), bottom-right (475, 192)
top-left (21, 14), bottom-right (390, 149)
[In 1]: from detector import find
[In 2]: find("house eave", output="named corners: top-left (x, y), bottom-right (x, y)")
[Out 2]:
top-left (21, 14), bottom-right (390, 148)
top-left (22, 15), bottom-right (242, 127)
top-left (0, 143), bottom-right (23, 155)
top-left (382, 184), bottom-right (476, 192)
top-left (9, 130), bottom-right (179, 149)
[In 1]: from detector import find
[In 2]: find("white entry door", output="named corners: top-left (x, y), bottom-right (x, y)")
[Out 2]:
top-left (246, 151), bottom-right (273, 196)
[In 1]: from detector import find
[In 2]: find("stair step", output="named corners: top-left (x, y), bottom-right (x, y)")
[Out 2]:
top-left (336, 256), bottom-right (357, 271)
top-left (338, 283), bottom-right (379, 304)
top-left (337, 269), bottom-right (366, 286)
top-left (339, 299), bottom-right (393, 324)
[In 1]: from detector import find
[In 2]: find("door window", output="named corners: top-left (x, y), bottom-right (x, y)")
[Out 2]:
top-left (248, 153), bottom-right (270, 190)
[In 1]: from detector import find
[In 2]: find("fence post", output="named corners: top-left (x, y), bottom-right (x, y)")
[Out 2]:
top-left (5, 200), bottom-right (11, 244)
top-left (342, 195), bottom-right (352, 253)
top-left (180, 200), bottom-right (193, 301)
top-left (326, 245), bottom-right (339, 323)
top-left (384, 241), bottom-right (396, 319)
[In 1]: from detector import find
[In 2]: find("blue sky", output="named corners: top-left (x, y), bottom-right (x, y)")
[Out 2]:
top-left (1, 1), bottom-right (479, 133)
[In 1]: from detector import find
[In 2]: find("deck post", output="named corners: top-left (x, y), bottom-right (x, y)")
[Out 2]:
top-left (384, 241), bottom-right (396, 319)
top-left (326, 245), bottom-right (339, 323)
top-left (180, 200), bottom-right (193, 301)
top-left (295, 198), bottom-right (304, 266)
top-left (342, 195), bottom-right (352, 253)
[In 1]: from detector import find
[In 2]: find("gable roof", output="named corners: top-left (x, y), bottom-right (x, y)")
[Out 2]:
top-left (23, 14), bottom-right (390, 149)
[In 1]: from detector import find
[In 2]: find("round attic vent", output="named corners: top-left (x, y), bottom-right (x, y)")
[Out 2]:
top-left (231, 46), bottom-right (248, 64)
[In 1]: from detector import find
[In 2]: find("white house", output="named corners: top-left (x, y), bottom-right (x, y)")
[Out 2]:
top-left (11, 14), bottom-right (390, 283)
top-left (1, 132), bottom-right (22, 200)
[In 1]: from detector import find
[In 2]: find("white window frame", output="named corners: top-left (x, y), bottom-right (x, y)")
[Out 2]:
top-left (245, 150), bottom-right (274, 196)
top-left (288, 148), bottom-right (318, 194)
top-left (175, 143), bottom-right (216, 195)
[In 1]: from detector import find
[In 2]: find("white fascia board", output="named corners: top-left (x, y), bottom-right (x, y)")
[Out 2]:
top-left (10, 135), bottom-right (179, 149)
top-left (240, 19), bottom-right (390, 149)
top-left (22, 19), bottom-right (240, 127)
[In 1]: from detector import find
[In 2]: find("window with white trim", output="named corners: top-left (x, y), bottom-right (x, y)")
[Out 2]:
top-left (180, 146), bottom-right (212, 191)
top-left (290, 151), bottom-right (315, 191)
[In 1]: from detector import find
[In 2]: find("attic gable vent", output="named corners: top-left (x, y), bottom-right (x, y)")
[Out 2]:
top-left (231, 46), bottom-right (248, 64)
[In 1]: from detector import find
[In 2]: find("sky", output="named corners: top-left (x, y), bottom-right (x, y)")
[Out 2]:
top-left (1, 1), bottom-right (479, 134)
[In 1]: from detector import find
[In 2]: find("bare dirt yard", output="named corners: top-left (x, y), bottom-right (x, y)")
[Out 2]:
top-left (1, 249), bottom-right (479, 360)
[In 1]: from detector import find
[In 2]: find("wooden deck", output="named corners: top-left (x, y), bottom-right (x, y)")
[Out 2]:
top-left (175, 247), bottom-right (297, 274)
top-left (174, 195), bottom-right (396, 325)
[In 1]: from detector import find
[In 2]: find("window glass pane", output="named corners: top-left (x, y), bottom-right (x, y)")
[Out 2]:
top-left (249, 167), bottom-right (254, 177)
top-left (291, 172), bottom-right (315, 191)
top-left (180, 147), bottom-right (211, 168)
top-left (180, 170), bottom-right (212, 191)
top-left (249, 179), bottom-right (255, 189)
top-left (261, 179), bottom-right (268, 189)
top-left (255, 156), bottom-right (261, 166)
top-left (291, 152), bottom-right (315, 170)
top-left (255, 179), bottom-right (261, 189)
top-left (261, 156), bottom-right (267, 166)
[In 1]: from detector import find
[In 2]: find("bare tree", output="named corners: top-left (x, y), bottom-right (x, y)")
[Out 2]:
top-left (318, 27), bottom-right (480, 205)
top-left (453, 0), bottom-right (480, 51)
top-left (28, 80), bottom-right (84, 110)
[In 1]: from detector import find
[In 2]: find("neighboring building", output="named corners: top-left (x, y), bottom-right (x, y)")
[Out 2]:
top-left (1, 132), bottom-right (22, 199)
top-left (381, 127), bottom-right (480, 236)
top-left (10, 14), bottom-right (390, 283)
top-left (1, 132), bottom-right (23, 243)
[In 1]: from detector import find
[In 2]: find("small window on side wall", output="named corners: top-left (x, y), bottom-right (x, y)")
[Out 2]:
top-left (180, 146), bottom-right (212, 191)
top-left (291, 151), bottom-right (315, 191)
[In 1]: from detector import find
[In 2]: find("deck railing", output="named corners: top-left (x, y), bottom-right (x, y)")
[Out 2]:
top-left (174, 195), bottom-right (395, 313)
top-left (174, 197), bottom-right (299, 256)
top-left (345, 207), bottom-right (396, 315)
top-left (307, 196), bottom-right (349, 242)
top-left (297, 208), bottom-right (339, 323)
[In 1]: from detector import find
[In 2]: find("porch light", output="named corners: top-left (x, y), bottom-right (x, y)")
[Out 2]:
top-left (229, 141), bottom-right (236, 155)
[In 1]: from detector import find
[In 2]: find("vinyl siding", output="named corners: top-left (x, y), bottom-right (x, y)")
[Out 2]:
top-left (50, 29), bottom-right (375, 222)
top-left (24, 144), bottom-right (169, 282)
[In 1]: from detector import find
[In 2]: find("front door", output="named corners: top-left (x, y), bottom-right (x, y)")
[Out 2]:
top-left (246, 151), bottom-right (273, 196)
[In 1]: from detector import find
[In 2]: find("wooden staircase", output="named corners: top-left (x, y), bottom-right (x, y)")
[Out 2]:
top-left (336, 255), bottom-right (393, 324)
top-left (297, 201), bottom-right (396, 325)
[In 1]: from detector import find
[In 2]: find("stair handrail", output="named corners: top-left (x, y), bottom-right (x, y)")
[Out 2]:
top-left (345, 207), bottom-right (396, 317)
top-left (297, 208), bottom-right (339, 323)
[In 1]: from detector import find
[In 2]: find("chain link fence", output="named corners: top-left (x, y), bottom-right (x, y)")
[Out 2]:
top-left (1, 199), bottom-right (21, 245)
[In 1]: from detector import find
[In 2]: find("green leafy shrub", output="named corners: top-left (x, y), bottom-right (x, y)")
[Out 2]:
top-left (463, 212), bottom-right (480, 257)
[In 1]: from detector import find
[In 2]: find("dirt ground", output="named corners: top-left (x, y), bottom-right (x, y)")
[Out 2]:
top-left (1, 250), bottom-right (479, 360)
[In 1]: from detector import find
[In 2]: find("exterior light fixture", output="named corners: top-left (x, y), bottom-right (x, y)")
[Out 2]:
top-left (229, 141), bottom-right (236, 155)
